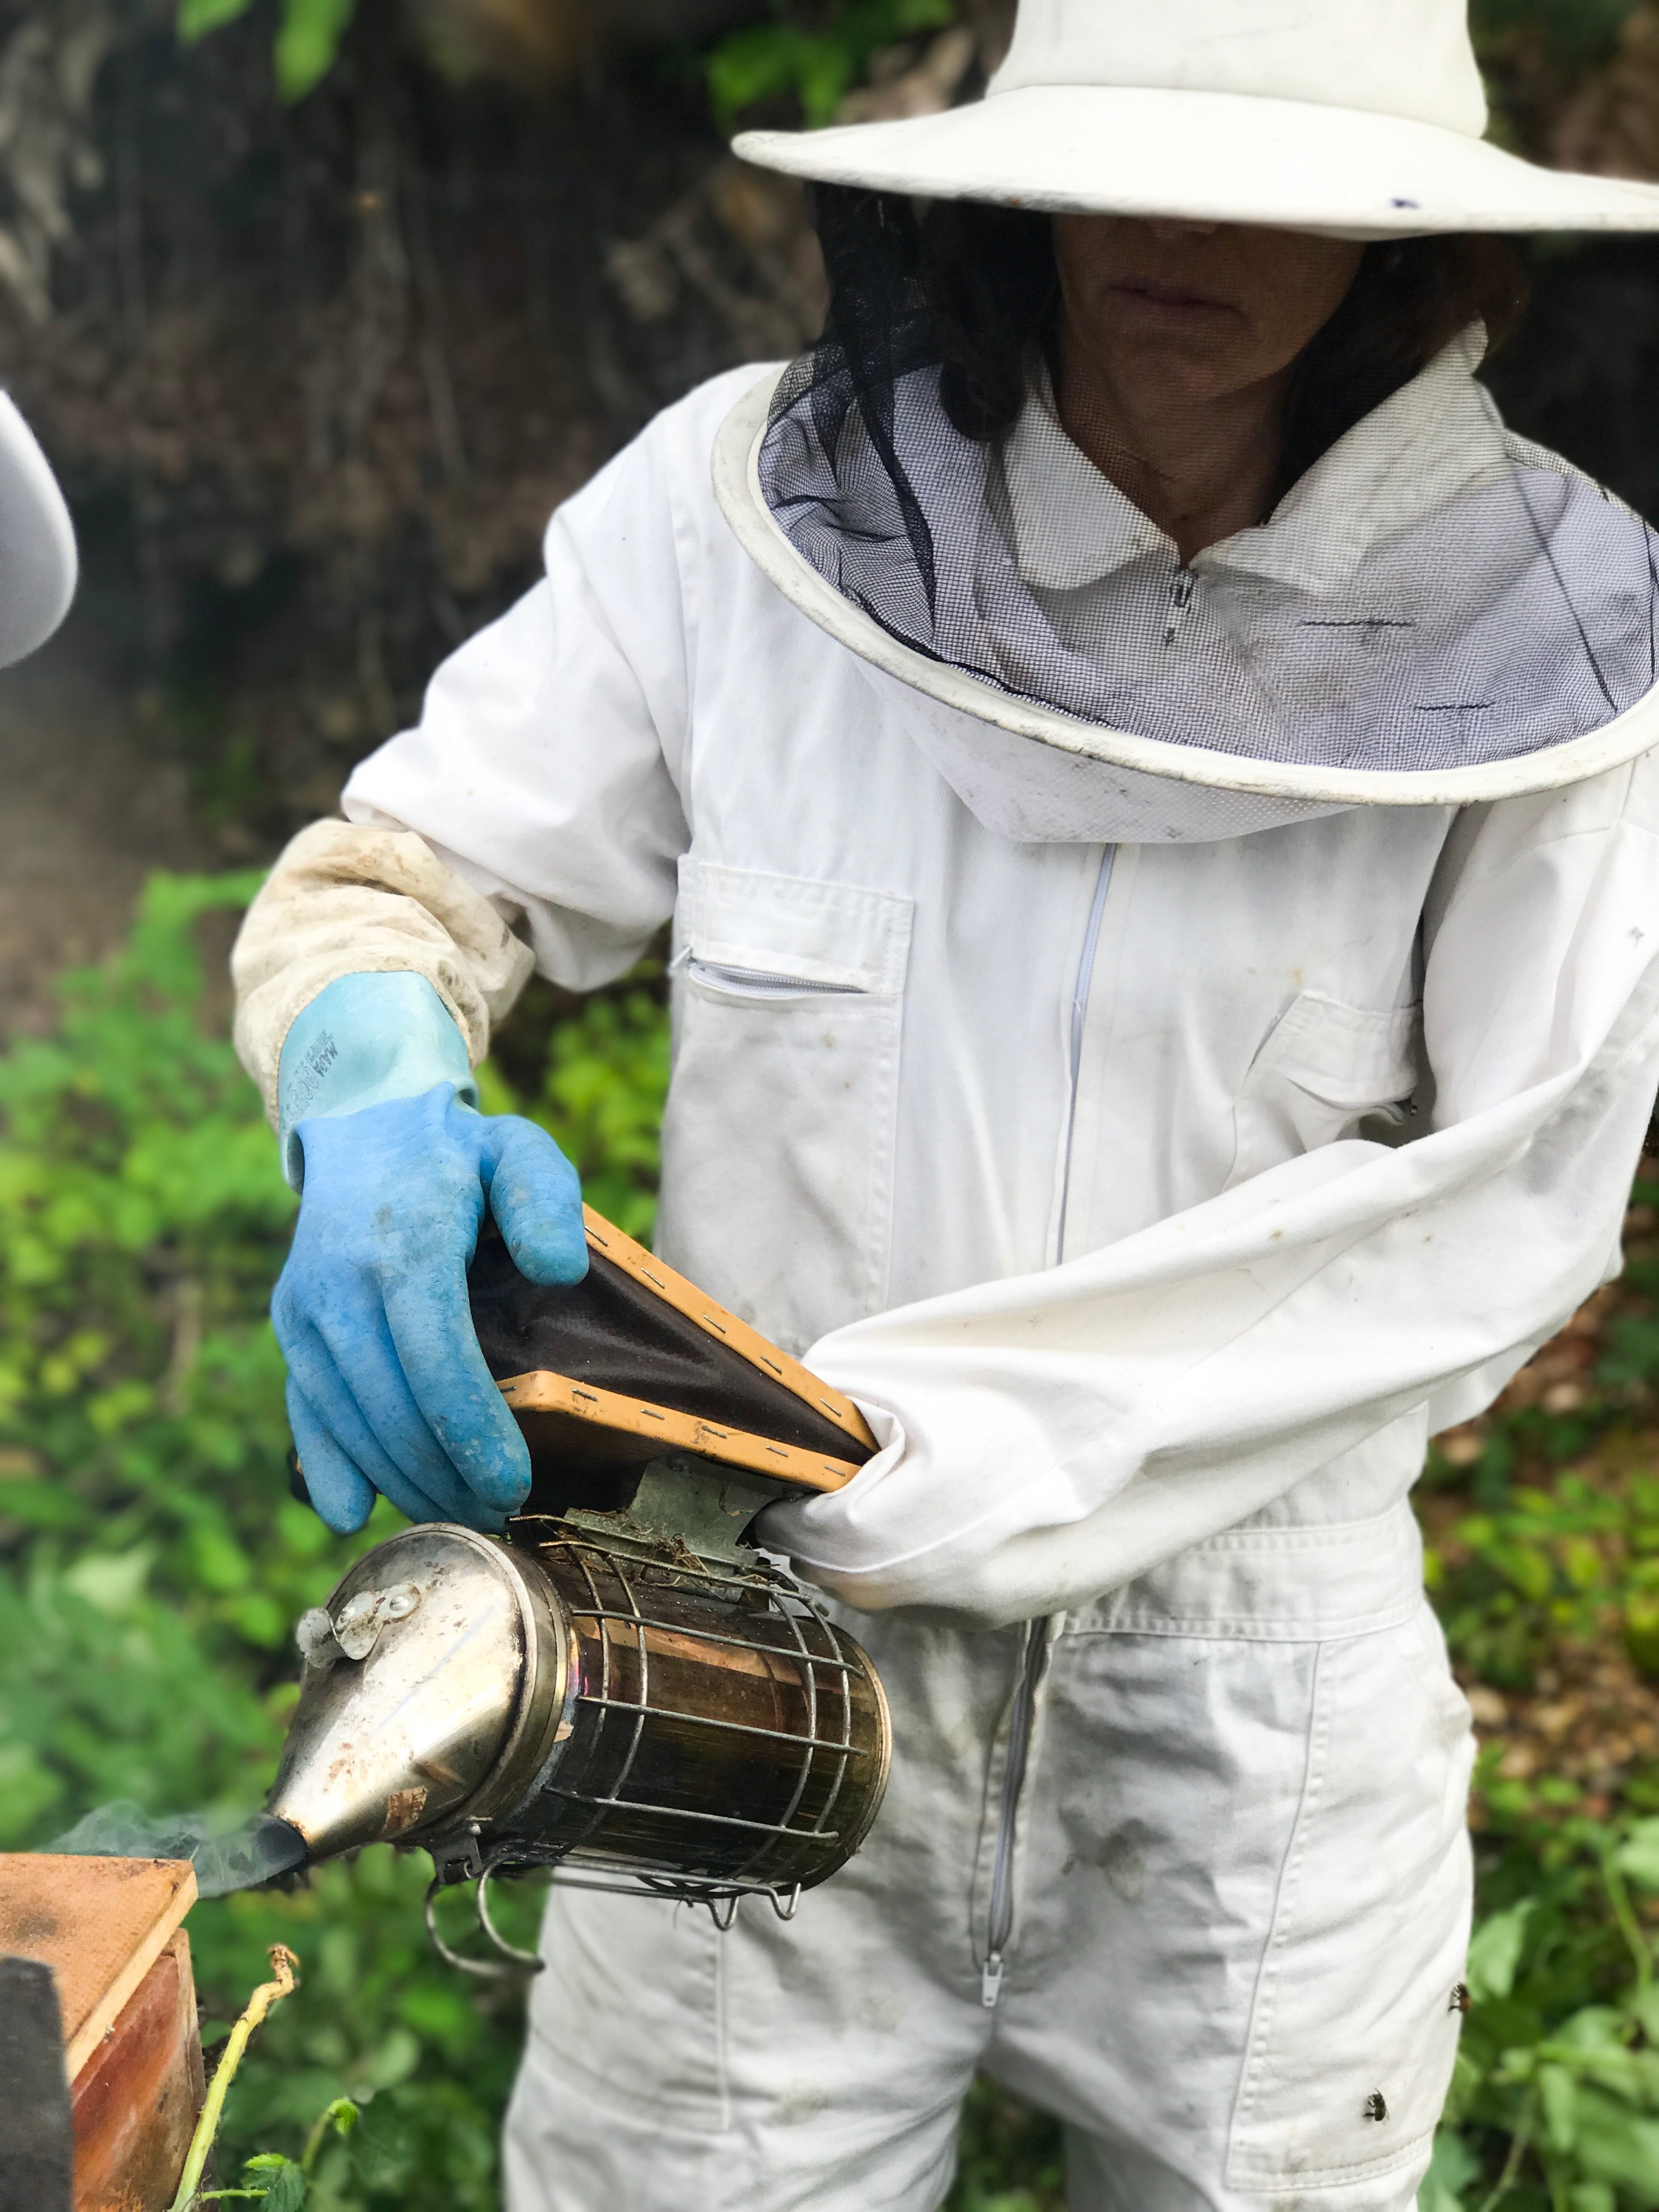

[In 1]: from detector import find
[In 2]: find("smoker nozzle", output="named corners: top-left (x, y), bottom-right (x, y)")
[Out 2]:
top-left (265, 1525), bottom-right (563, 1866)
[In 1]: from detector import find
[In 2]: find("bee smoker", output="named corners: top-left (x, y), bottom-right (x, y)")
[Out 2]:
top-left (265, 1211), bottom-right (892, 1972)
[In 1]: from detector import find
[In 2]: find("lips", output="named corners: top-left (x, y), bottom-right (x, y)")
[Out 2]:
top-left (1112, 278), bottom-right (1234, 313)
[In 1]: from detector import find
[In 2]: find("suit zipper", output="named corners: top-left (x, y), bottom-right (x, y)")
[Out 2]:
top-left (1057, 846), bottom-right (1115, 1248)
top-left (981, 1615), bottom-right (1048, 2006)
top-left (981, 844), bottom-right (1114, 2010)
top-left (1164, 566), bottom-right (1195, 645)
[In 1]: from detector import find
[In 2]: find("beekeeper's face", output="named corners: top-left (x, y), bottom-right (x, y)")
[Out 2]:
top-left (1051, 216), bottom-right (1363, 408)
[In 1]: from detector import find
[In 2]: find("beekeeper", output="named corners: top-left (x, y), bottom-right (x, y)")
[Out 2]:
top-left (233, 0), bottom-right (1659, 2202)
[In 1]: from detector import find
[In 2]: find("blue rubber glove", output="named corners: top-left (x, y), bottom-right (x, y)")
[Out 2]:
top-left (272, 975), bottom-right (588, 1534)
top-left (277, 969), bottom-right (478, 1192)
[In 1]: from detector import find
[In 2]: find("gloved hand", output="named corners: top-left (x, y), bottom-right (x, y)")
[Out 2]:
top-left (275, 1082), bottom-right (588, 1534)
top-left (269, 970), bottom-right (586, 1534)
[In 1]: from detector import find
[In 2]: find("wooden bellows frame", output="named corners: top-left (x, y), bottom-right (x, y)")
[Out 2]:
top-left (471, 1207), bottom-right (876, 1498)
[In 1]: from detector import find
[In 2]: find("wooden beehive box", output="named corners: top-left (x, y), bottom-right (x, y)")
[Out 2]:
top-left (0, 1855), bottom-right (204, 2212)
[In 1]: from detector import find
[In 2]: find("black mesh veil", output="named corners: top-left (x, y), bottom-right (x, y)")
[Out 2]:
top-left (754, 190), bottom-right (1659, 782)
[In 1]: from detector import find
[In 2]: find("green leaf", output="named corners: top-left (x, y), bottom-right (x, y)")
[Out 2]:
top-left (177, 0), bottom-right (254, 43)
top-left (61, 1547), bottom-right (153, 1617)
top-left (1573, 2086), bottom-right (1659, 2207)
top-left (1632, 1983), bottom-right (1659, 2045)
top-left (1551, 2007), bottom-right (1630, 2053)
top-left (1618, 1820), bottom-right (1659, 1890)
top-left (1420, 2129), bottom-right (1481, 2212)
top-left (706, 0), bottom-right (956, 128)
top-left (1627, 1590), bottom-right (1659, 1677)
top-left (360, 2025), bottom-right (421, 2090)
top-left (1466, 1902), bottom-right (1535, 2003)
top-left (302, 2095), bottom-right (358, 2171)
top-left (240, 2152), bottom-right (307, 2211)
top-left (274, 0), bottom-right (355, 100)
top-left (1540, 2061), bottom-right (1579, 2152)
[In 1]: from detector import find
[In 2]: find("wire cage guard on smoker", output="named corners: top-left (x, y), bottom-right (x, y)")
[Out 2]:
top-left (267, 1207), bottom-right (894, 1978)
top-left (422, 1521), bottom-right (891, 1972)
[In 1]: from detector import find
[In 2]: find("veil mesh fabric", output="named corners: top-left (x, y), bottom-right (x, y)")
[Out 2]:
top-left (756, 201), bottom-right (1659, 779)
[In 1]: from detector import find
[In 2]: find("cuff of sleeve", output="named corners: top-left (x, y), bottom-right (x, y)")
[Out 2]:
top-left (230, 818), bottom-right (537, 1121)
top-left (753, 1399), bottom-right (909, 1594)
top-left (277, 970), bottom-right (476, 1189)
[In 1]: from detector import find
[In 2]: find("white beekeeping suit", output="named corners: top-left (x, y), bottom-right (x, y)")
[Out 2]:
top-left (232, 0), bottom-right (1659, 2205)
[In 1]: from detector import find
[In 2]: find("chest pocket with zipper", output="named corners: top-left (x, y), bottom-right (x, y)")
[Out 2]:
top-left (1227, 989), bottom-right (1424, 1190)
top-left (655, 859), bottom-right (914, 1358)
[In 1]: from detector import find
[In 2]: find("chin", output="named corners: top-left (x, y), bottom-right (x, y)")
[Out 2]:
top-left (1097, 332), bottom-right (1256, 403)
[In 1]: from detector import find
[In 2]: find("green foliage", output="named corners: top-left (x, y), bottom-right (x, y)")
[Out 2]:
top-left (1428, 1809), bottom-right (1659, 2209)
top-left (1413, 1186), bottom-right (1659, 2210)
top-left (178, 0), bottom-right (961, 120)
top-left (273, 0), bottom-right (357, 98)
top-left (177, 0), bottom-right (358, 102)
top-left (946, 2079), bottom-right (1062, 2211)
top-left (0, 874), bottom-right (658, 2207)
top-left (177, 0), bottom-right (261, 43)
top-left (707, 0), bottom-right (956, 128)
top-left (1427, 1461), bottom-right (1659, 1694)
top-left (1422, 1181), bottom-right (1659, 1699)
top-left (206, 2152), bottom-right (309, 2208)
top-left (476, 967), bottom-right (670, 1245)
top-left (191, 2096), bottom-right (358, 2206)
top-left (1470, 0), bottom-right (1640, 69)
top-left (174, 0), bottom-right (1649, 145)
top-left (0, 871), bottom-right (317, 1847)
top-left (185, 1855), bottom-right (541, 2209)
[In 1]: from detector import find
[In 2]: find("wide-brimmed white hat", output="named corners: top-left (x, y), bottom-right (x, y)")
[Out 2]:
top-left (0, 392), bottom-right (74, 667)
top-left (735, 0), bottom-right (1659, 237)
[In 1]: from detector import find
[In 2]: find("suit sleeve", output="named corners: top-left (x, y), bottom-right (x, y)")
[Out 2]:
top-left (763, 756), bottom-right (1659, 1624)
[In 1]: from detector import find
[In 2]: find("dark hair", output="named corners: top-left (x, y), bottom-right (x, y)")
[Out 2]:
top-left (886, 198), bottom-right (1529, 498)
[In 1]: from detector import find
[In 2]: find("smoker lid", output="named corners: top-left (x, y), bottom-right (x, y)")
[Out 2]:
top-left (266, 1523), bottom-right (569, 1862)
top-left (468, 1207), bottom-right (876, 1502)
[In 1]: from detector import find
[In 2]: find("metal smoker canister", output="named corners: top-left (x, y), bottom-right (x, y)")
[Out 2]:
top-left (266, 1514), bottom-right (891, 1952)
top-left (269, 1206), bottom-right (894, 1961)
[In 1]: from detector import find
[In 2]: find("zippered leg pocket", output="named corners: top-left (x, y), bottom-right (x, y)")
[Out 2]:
top-left (1225, 1602), bottom-right (1474, 2193)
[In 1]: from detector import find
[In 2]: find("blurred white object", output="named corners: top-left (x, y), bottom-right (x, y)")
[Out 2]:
top-left (0, 390), bottom-right (74, 665)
